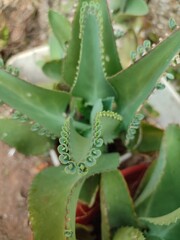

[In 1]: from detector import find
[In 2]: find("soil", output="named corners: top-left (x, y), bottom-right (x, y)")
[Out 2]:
top-left (0, 142), bottom-right (40, 240)
top-left (0, 0), bottom-right (179, 239)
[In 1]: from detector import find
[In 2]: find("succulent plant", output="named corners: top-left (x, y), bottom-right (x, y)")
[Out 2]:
top-left (0, 0), bottom-right (179, 239)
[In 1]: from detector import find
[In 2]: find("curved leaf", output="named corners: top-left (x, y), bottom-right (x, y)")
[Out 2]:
top-left (140, 208), bottom-right (180, 240)
top-left (0, 119), bottom-right (53, 155)
top-left (63, 0), bottom-right (121, 88)
top-left (57, 113), bottom-right (121, 174)
top-left (100, 0), bottom-right (122, 74)
top-left (0, 70), bottom-right (70, 135)
top-left (100, 170), bottom-right (137, 240)
top-left (110, 0), bottom-right (148, 16)
top-left (62, 0), bottom-right (83, 86)
top-left (136, 122), bottom-right (163, 153)
top-left (29, 167), bottom-right (82, 240)
top-left (109, 29), bottom-right (180, 129)
top-left (113, 227), bottom-right (145, 240)
top-left (42, 60), bottom-right (63, 81)
top-left (48, 10), bottom-right (71, 51)
top-left (135, 125), bottom-right (180, 217)
top-left (71, 1), bottom-right (116, 104)
top-left (29, 153), bottom-right (119, 240)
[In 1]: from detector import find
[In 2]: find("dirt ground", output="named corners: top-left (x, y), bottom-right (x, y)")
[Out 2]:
top-left (0, 0), bottom-right (179, 239)
top-left (0, 142), bottom-right (40, 240)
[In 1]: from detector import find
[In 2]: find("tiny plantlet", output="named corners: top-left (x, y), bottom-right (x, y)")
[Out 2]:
top-left (0, 1), bottom-right (180, 239)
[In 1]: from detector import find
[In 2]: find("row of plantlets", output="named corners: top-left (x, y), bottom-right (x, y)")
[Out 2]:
top-left (0, 0), bottom-right (179, 239)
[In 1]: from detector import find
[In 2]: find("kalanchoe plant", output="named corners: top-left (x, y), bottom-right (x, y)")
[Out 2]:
top-left (0, 0), bottom-right (180, 239)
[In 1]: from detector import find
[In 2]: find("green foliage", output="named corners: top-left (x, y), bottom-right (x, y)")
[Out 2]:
top-left (101, 170), bottom-right (137, 239)
top-left (109, 29), bottom-right (180, 129)
top-left (0, 70), bottom-right (70, 135)
top-left (29, 153), bottom-right (120, 240)
top-left (42, 60), bottom-right (63, 81)
top-left (113, 227), bottom-right (145, 240)
top-left (109, 0), bottom-right (148, 16)
top-left (136, 123), bottom-right (163, 152)
top-left (135, 125), bottom-right (180, 217)
top-left (0, 119), bottom-right (53, 155)
top-left (0, 0), bottom-right (180, 239)
top-left (139, 208), bottom-right (180, 240)
top-left (48, 10), bottom-right (71, 53)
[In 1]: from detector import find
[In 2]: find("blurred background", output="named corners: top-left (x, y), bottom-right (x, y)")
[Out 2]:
top-left (0, 0), bottom-right (179, 60)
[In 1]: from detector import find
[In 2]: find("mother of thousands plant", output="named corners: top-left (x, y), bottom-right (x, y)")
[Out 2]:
top-left (0, 0), bottom-right (180, 239)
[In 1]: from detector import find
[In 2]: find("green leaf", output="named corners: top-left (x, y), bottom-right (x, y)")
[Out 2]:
top-left (0, 70), bottom-right (70, 135)
top-left (62, 0), bottom-right (82, 87)
top-left (124, 0), bottom-right (149, 16)
top-left (0, 119), bottom-right (53, 155)
top-left (63, 0), bottom-right (121, 89)
top-left (69, 120), bottom-right (92, 164)
top-left (58, 114), bottom-right (121, 174)
top-left (71, 1), bottom-right (116, 104)
top-left (101, 115), bottom-right (121, 143)
top-left (140, 208), bottom-right (180, 240)
top-left (42, 60), bottom-right (63, 81)
top-left (109, 29), bottom-right (180, 129)
top-left (135, 125), bottom-right (180, 217)
top-left (48, 10), bottom-right (71, 52)
top-left (136, 122), bottom-right (163, 152)
top-left (110, 0), bottom-right (148, 16)
top-left (100, 0), bottom-right (122, 74)
top-left (48, 33), bottom-right (65, 59)
top-left (109, 0), bottom-right (127, 13)
top-left (100, 170), bottom-right (137, 240)
top-left (29, 153), bottom-right (119, 240)
top-left (96, 111), bottom-right (122, 144)
top-left (29, 167), bottom-right (82, 240)
top-left (113, 227), bottom-right (145, 240)
top-left (90, 99), bottom-right (103, 124)
top-left (79, 175), bottom-right (100, 206)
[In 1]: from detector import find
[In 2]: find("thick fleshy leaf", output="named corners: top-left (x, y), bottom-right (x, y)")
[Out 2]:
top-left (100, 114), bottom-right (122, 143)
top-left (100, 170), bottom-right (137, 240)
top-left (71, 1), bottom-right (116, 104)
top-left (48, 34), bottom-right (65, 60)
top-left (110, 0), bottom-right (148, 16)
top-left (58, 115), bottom-right (121, 173)
top-left (42, 60), bottom-right (63, 81)
top-left (48, 10), bottom-right (71, 52)
top-left (68, 120), bottom-right (92, 163)
top-left (0, 119), bottom-right (53, 155)
top-left (62, 0), bottom-right (82, 86)
top-left (29, 153), bottom-right (119, 240)
top-left (136, 122), bottom-right (163, 153)
top-left (63, 0), bottom-right (121, 89)
top-left (135, 125), bottom-right (180, 217)
top-left (0, 70), bottom-right (70, 135)
top-left (29, 167), bottom-right (82, 240)
top-left (109, 29), bottom-right (180, 129)
top-left (139, 208), bottom-right (180, 240)
top-left (100, 0), bottom-right (122, 74)
top-left (79, 175), bottom-right (100, 206)
top-left (124, 0), bottom-right (148, 16)
top-left (113, 227), bottom-right (145, 240)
